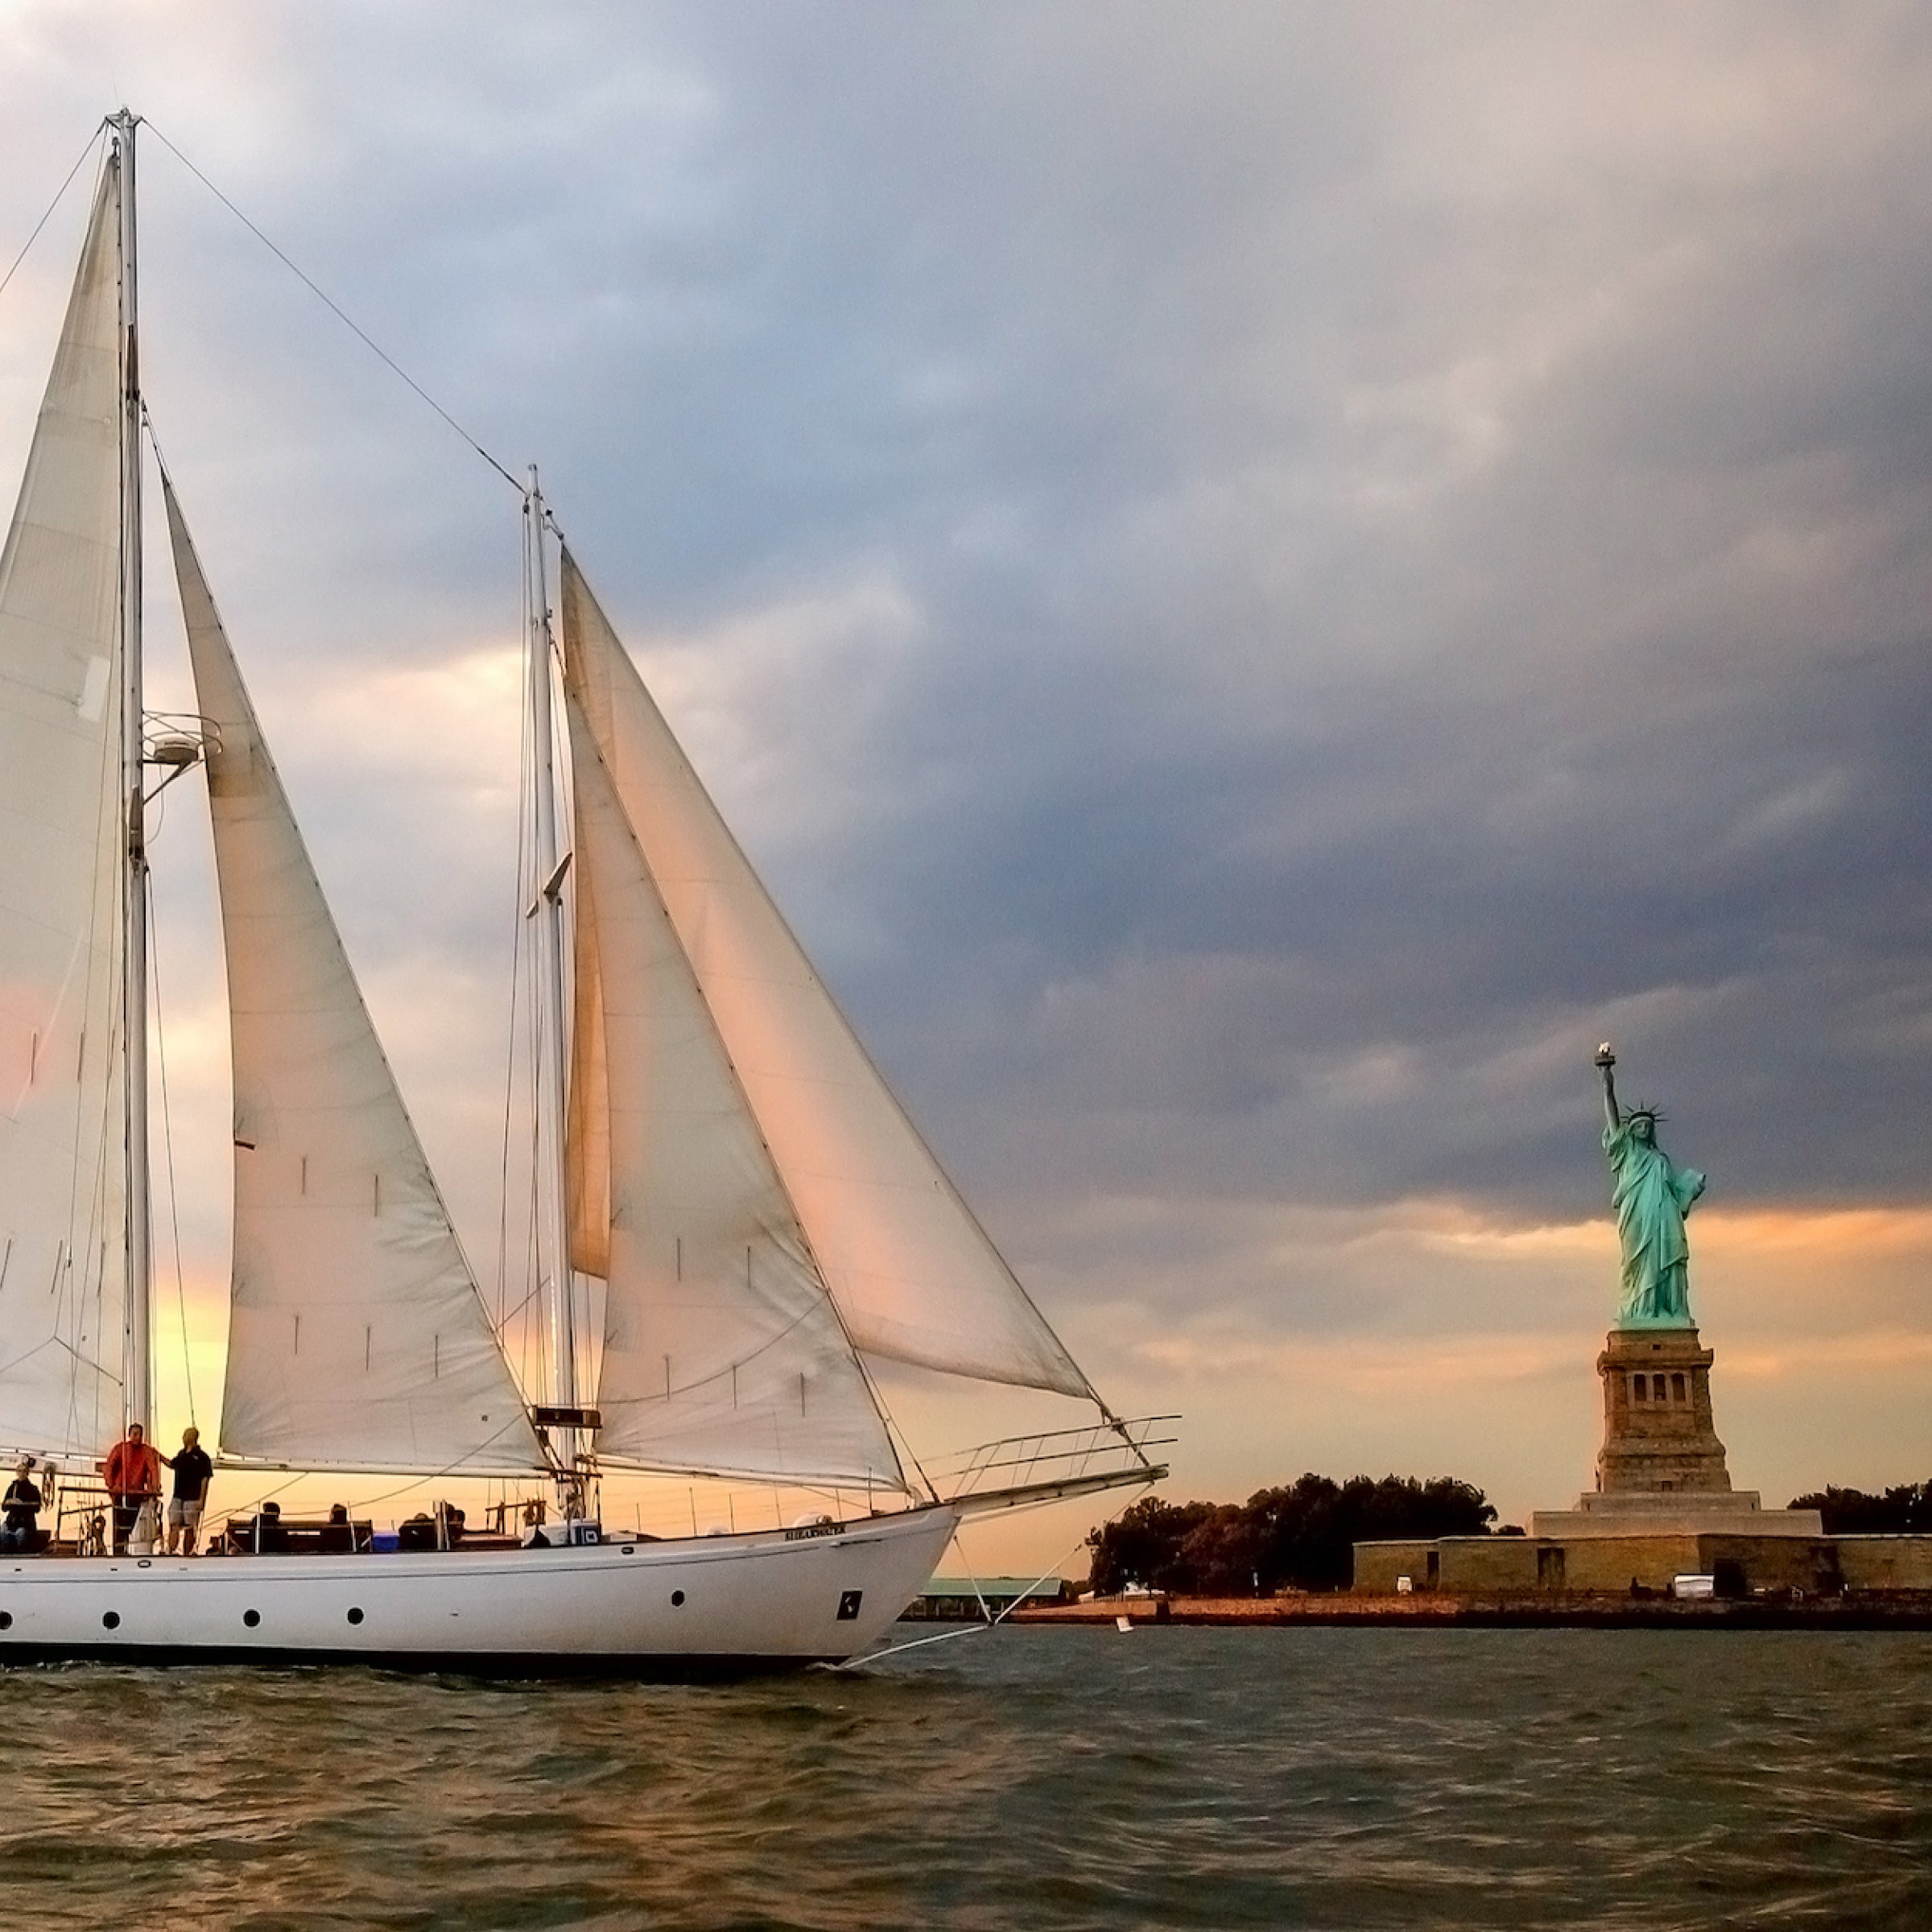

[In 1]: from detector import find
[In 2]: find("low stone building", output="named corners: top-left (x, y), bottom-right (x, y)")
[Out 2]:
top-left (899, 1575), bottom-right (1070, 1620)
top-left (1352, 1528), bottom-right (1932, 1597)
top-left (1831, 1536), bottom-right (1932, 1593)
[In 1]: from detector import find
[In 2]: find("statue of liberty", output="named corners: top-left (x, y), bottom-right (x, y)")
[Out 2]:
top-left (1595, 1044), bottom-right (1705, 1328)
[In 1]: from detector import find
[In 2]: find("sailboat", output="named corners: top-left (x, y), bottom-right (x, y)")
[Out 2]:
top-left (0, 115), bottom-right (1164, 1670)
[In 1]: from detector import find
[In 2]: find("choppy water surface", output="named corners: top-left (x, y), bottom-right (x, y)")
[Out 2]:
top-left (1, 1627), bottom-right (1928, 1929)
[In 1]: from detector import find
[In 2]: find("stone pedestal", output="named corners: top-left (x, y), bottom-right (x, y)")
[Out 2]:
top-left (1595, 1325), bottom-right (1731, 1494)
top-left (1530, 1324), bottom-right (1825, 1543)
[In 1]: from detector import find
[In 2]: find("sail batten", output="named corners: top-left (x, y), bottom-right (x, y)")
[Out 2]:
top-left (165, 478), bottom-right (546, 1476)
top-left (560, 554), bottom-right (1092, 1400)
top-left (0, 163), bottom-right (129, 1460)
top-left (567, 691), bottom-right (902, 1486)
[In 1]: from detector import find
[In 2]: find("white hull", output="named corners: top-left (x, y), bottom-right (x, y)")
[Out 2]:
top-left (0, 1507), bottom-right (959, 1675)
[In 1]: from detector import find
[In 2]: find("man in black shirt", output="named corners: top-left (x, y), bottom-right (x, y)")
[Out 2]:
top-left (161, 1426), bottom-right (214, 1557)
top-left (0, 1457), bottom-right (40, 1553)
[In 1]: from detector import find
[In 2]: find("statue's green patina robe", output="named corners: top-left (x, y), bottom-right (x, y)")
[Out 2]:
top-left (1603, 1119), bottom-right (1705, 1328)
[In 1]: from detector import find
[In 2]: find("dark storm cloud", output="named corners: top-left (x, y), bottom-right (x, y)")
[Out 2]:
top-left (5, 0), bottom-right (1932, 1352)
top-left (638, 3), bottom-right (1932, 1242)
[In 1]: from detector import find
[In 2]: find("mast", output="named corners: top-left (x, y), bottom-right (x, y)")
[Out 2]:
top-left (112, 108), bottom-right (153, 1437)
top-left (526, 471), bottom-right (579, 1480)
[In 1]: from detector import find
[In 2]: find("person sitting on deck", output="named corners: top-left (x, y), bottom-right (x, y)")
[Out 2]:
top-left (396, 1505), bottom-right (464, 1552)
top-left (320, 1504), bottom-right (355, 1554)
top-left (161, 1426), bottom-right (214, 1557)
top-left (102, 1424), bottom-right (162, 1555)
top-left (252, 1500), bottom-right (291, 1554)
top-left (0, 1458), bottom-right (42, 1553)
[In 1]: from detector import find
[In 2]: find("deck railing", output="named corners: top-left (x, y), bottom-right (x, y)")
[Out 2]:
top-left (930, 1414), bottom-right (1178, 1504)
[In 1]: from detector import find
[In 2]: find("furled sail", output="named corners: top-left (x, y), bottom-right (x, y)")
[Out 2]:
top-left (564, 838), bottom-right (609, 1279)
top-left (164, 479), bottom-right (546, 1474)
top-left (0, 163), bottom-right (129, 1461)
top-left (568, 692), bottom-right (903, 1485)
top-left (560, 553), bottom-right (1091, 1399)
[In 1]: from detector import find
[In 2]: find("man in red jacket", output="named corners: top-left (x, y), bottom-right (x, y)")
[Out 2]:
top-left (102, 1423), bottom-right (163, 1554)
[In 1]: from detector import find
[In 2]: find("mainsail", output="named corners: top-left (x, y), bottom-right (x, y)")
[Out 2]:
top-left (566, 693), bottom-right (902, 1486)
top-left (559, 553), bottom-right (1092, 1400)
top-left (0, 162), bottom-right (129, 1461)
top-left (164, 478), bottom-right (545, 1474)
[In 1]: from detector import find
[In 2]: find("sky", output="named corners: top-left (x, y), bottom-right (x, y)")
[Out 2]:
top-left (2, 2), bottom-right (1930, 1567)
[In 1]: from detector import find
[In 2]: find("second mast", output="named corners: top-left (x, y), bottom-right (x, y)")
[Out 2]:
top-left (525, 473), bottom-right (584, 1481)
top-left (112, 107), bottom-right (153, 1437)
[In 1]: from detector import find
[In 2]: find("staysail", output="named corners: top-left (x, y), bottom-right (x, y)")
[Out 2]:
top-left (559, 553), bottom-right (1091, 1399)
top-left (164, 478), bottom-right (546, 1474)
top-left (567, 693), bottom-right (903, 1485)
top-left (0, 162), bottom-right (130, 1461)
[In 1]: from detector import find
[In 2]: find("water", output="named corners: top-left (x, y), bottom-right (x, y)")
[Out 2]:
top-left (1, 1627), bottom-right (1928, 1929)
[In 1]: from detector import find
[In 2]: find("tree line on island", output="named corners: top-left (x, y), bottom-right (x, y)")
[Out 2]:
top-left (1084, 1474), bottom-right (1497, 1596)
top-left (1787, 1483), bottom-right (1932, 1534)
top-left (1087, 1474), bottom-right (1932, 1596)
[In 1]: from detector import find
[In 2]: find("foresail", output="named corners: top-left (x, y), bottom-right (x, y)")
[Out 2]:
top-left (560, 553), bottom-right (1092, 1399)
top-left (0, 163), bottom-right (128, 1461)
top-left (165, 480), bottom-right (545, 1475)
top-left (568, 692), bottom-right (903, 1486)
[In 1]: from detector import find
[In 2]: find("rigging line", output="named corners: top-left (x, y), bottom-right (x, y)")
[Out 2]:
top-left (502, 515), bottom-right (543, 1385)
top-left (490, 600), bottom-right (532, 1338)
top-left (524, 1059), bottom-right (547, 1402)
top-left (949, 1529), bottom-right (997, 1627)
top-left (834, 1521), bottom-right (1115, 1672)
top-left (522, 683), bottom-right (549, 1393)
top-left (145, 866), bottom-right (196, 1430)
top-left (210, 1415), bottom-right (550, 1521)
top-left (860, 1365), bottom-right (938, 1505)
top-left (493, 1275), bottom-right (552, 1332)
top-left (196, 1469), bottom-right (301, 1527)
top-left (141, 118), bottom-right (524, 495)
top-left (0, 121), bottom-right (105, 308)
top-left (328, 1429), bottom-right (546, 1505)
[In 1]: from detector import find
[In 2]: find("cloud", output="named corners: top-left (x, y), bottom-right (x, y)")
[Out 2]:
top-left (4, 3), bottom-right (1932, 1535)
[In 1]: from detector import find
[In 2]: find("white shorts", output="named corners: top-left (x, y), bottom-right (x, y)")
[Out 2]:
top-left (167, 1497), bottom-right (204, 1530)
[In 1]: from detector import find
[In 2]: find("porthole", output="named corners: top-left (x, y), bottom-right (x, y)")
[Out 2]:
top-left (671, 1590), bottom-right (686, 1607)
top-left (101, 1611), bottom-right (120, 1630)
top-left (242, 1608), bottom-right (261, 1629)
top-left (0, 1612), bottom-right (12, 1630)
top-left (621, 1545), bottom-right (635, 1555)
top-left (346, 1607), bottom-right (365, 1626)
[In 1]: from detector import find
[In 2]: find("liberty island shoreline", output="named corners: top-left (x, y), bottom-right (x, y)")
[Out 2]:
top-left (1013, 1592), bottom-right (1932, 1629)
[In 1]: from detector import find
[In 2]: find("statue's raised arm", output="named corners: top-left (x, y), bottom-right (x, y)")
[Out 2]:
top-left (1596, 1042), bottom-right (1620, 1132)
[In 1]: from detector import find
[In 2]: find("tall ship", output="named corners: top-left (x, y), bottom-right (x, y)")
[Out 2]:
top-left (0, 114), bottom-right (1164, 1670)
